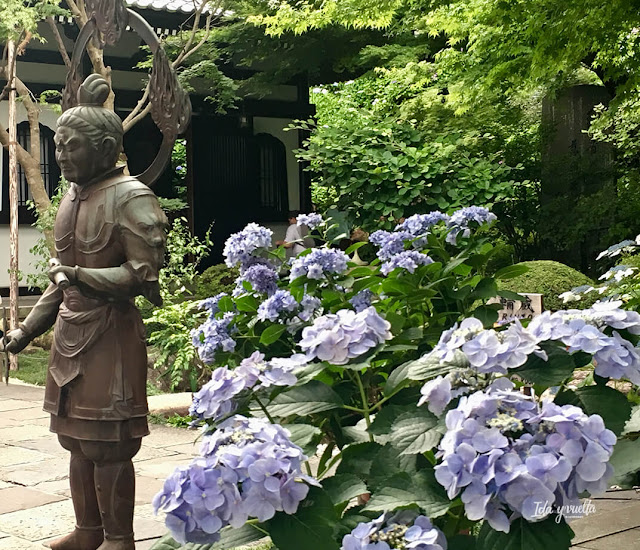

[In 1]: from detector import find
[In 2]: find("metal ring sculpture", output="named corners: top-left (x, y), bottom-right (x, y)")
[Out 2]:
top-left (62, 0), bottom-right (192, 186)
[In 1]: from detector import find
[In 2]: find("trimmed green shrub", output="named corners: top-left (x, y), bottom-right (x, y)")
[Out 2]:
top-left (499, 260), bottom-right (595, 311)
top-left (195, 263), bottom-right (239, 299)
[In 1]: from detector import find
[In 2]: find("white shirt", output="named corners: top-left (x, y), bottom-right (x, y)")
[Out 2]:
top-left (285, 224), bottom-right (306, 257)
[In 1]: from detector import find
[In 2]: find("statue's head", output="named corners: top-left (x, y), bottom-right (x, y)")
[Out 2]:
top-left (55, 74), bottom-right (123, 185)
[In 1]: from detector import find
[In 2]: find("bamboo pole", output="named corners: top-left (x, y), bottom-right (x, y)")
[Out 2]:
top-left (7, 39), bottom-right (19, 372)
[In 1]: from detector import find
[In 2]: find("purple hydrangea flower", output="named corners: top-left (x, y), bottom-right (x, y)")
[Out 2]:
top-left (370, 230), bottom-right (411, 261)
top-left (191, 312), bottom-right (237, 364)
top-left (381, 250), bottom-right (434, 275)
top-left (349, 289), bottom-right (374, 312)
top-left (297, 213), bottom-right (324, 229)
top-left (289, 248), bottom-right (349, 282)
top-left (236, 351), bottom-right (308, 389)
top-left (435, 385), bottom-right (616, 533)
top-left (418, 375), bottom-right (452, 415)
top-left (396, 211), bottom-right (450, 246)
top-left (341, 513), bottom-right (447, 550)
top-left (446, 206), bottom-right (497, 244)
top-left (189, 366), bottom-right (246, 422)
top-left (199, 293), bottom-right (229, 318)
top-left (155, 416), bottom-right (319, 544)
top-left (257, 290), bottom-right (299, 322)
top-left (234, 264), bottom-right (279, 296)
top-left (298, 294), bottom-right (322, 322)
top-left (223, 223), bottom-right (273, 269)
top-left (299, 306), bottom-right (392, 365)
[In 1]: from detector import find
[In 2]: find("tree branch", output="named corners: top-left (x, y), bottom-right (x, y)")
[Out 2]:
top-left (47, 16), bottom-right (71, 68)
top-left (66, 0), bottom-right (88, 25)
top-left (122, 82), bottom-right (151, 131)
top-left (123, 103), bottom-right (152, 133)
top-left (173, 0), bottom-right (208, 67)
top-left (175, 10), bottom-right (214, 67)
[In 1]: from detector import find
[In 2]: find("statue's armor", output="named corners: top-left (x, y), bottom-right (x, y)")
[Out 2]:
top-left (23, 168), bottom-right (167, 441)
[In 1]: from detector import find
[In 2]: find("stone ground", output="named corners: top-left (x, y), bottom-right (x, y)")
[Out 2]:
top-left (2, 381), bottom-right (640, 549)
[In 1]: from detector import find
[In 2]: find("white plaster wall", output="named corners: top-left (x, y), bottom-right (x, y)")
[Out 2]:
top-left (0, 226), bottom-right (44, 288)
top-left (253, 117), bottom-right (300, 211)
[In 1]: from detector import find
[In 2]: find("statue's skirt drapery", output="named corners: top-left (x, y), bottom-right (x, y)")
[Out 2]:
top-left (44, 291), bottom-right (149, 442)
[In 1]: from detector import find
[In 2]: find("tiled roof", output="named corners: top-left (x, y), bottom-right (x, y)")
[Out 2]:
top-left (125, 0), bottom-right (199, 13)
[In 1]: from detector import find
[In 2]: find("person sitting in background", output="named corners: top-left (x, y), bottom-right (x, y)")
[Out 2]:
top-left (276, 210), bottom-right (314, 258)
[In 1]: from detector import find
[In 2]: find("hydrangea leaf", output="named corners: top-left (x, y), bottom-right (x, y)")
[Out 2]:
top-left (267, 486), bottom-right (340, 550)
top-left (405, 351), bottom-right (467, 381)
top-left (608, 437), bottom-right (640, 488)
top-left (363, 471), bottom-right (450, 518)
top-left (322, 473), bottom-right (368, 506)
top-left (234, 294), bottom-right (258, 313)
top-left (269, 381), bottom-right (343, 417)
top-left (494, 264), bottom-right (530, 281)
top-left (555, 385), bottom-right (632, 436)
top-left (259, 324), bottom-right (288, 346)
top-left (389, 409), bottom-right (445, 455)
top-left (148, 535), bottom-right (182, 550)
top-left (513, 342), bottom-right (578, 387)
top-left (368, 404), bottom-right (417, 436)
top-left (209, 524), bottom-right (269, 549)
top-left (477, 516), bottom-right (574, 550)
top-left (285, 424), bottom-right (322, 456)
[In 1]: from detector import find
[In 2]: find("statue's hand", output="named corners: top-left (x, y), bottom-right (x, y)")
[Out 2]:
top-left (48, 264), bottom-right (77, 287)
top-left (0, 328), bottom-right (31, 354)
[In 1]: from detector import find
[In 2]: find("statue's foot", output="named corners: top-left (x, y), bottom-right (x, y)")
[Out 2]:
top-left (47, 527), bottom-right (104, 550)
top-left (96, 538), bottom-right (135, 550)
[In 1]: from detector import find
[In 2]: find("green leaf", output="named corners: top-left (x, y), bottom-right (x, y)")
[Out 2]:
top-left (267, 487), bottom-right (340, 550)
top-left (345, 241), bottom-right (369, 255)
top-left (293, 362), bottom-right (327, 385)
top-left (216, 295), bottom-right (235, 313)
top-left (471, 277), bottom-right (499, 299)
top-left (286, 424), bottom-right (322, 456)
top-left (513, 342), bottom-right (575, 387)
top-left (363, 471), bottom-right (450, 517)
top-left (406, 352), bottom-right (467, 381)
top-left (210, 524), bottom-right (268, 549)
top-left (609, 437), bottom-right (640, 488)
top-left (477, 517), bottom-right (574, 550)
top-left (389, 409), bottom-right (444, 455)
top-left (555, 385), bottom-right (632, 436)
top-left (259, 324), bottom-right (288, 346)
top-left (368, 404), bottom-right (416, 436)
top-left (472, 304), bottom-right (500, 327)
top-left (322, 473), bottom-right (368, 506)
top-left (498, 289), bottom-right (526, 301)
top-left (494, 264), bottom-right (530, 281)
top-left (235, 294), bottom-right (258, 313)
top-left (269, 381), bottom-right (344, 417)
top-left (149, 536), bottom-right (181, 550)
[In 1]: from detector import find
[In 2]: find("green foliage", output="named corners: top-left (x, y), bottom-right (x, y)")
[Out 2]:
top-left (498, 260), bottom-right (595, 311)
top-left (194, 264), bottom-right (239, 300)
top-left (0, 0), bottom-right (65, 42)
top-left (12, 348), bottom-right (49, 386)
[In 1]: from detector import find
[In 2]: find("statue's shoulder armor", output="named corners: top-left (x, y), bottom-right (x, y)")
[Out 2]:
top-left (111, 176), bottom-right (157, 208)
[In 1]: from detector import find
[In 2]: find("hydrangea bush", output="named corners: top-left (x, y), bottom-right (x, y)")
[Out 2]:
top-left (152, 208), bottom-right (640, 550)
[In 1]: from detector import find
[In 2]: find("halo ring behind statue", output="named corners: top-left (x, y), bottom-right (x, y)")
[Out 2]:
top-left (62, 5), bottom-right (192, 187)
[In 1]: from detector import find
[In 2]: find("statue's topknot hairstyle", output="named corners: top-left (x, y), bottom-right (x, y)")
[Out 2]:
top-left (57, 74), bottom-right (123, 156)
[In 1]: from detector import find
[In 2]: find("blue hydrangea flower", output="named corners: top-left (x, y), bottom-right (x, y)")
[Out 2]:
top-left (396, 211), bottom-right (450, 246)
top-left (298, 294), bottom-right (322, 322)
top-left (299, 306), bottom-right (392, 365)
top-left (155, 416), bottom-right (319, 544)
top-left (289, 248), bottom-right (349, 281)
top-left (370, 230), bottom-right (411, 261)
top-left (380, 250), bottom-right (433, 275)
top-left (446, 206), bottom-right (497, 244)
top-left (236, 351), bottom-right (307, 389)
top-left (257, 289), bottom-right (299, 322)
top-left (341, 513), bottom-right (447, 550)
top-left (234, 264), bottom-right (279, 297)
top-left (349, 289), bottom-right (374, 312)
top-left (297, 213), bottom-right (324, 229)
top-left (418, 376), bottom-right (452, 415)
top-left (191, 312), bottom-right (237, 364)
top-left (223, 223), bottom-right (273, 269)
top-left (199, 293), bottom-right (229, 318)
top-left (435, 384), bottom-right (616, 533)
top-left (189, 366), bottom-right (247, 422)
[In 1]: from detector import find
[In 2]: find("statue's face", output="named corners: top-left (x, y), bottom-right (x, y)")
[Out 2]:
top-left (54, 126), bottom-right (111, 185)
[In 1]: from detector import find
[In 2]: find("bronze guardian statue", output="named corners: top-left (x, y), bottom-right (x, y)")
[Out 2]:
top-left (1, 75), bottom-right (168, 550)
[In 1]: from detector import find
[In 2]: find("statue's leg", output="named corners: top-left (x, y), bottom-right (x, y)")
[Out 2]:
top-left (47, 436), bottom-right (104, 550)
top-left (81, 438), bottom-right (142, 550)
